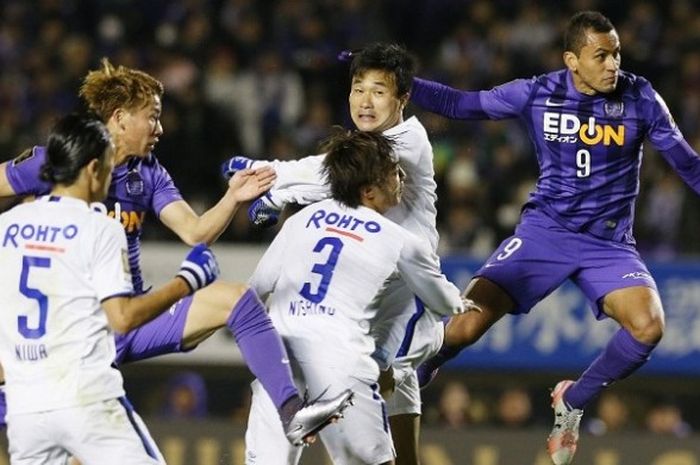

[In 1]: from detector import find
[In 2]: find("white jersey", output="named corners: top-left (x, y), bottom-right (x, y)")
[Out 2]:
top-left (249, 198), bottom-right (462, 381)
top-left (254, 116), bottom-right (443, 370)
top-left (0, 195), bottom-right (133, 415)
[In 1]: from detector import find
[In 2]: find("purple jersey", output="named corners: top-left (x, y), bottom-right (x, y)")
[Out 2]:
top-left (6, 146), bottom-right (183, 293)
top-left (412, 70), bottom-right (700, 243)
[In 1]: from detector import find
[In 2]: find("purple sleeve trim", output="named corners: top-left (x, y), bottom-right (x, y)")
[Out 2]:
top-left (410, 77), bottom-right (488, 119)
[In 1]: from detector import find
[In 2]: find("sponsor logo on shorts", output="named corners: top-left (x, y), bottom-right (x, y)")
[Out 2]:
top-left (622, 271), bottom-right (651, 280)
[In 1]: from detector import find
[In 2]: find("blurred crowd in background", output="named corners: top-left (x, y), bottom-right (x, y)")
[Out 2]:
top-left (138, 369), bottom-right (696, 436)
top-left (1, 0), bottom-right (700, 259)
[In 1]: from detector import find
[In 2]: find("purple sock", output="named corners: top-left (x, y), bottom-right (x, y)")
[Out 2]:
top-left (565, 328), bottom-right (655, 409)
top-left (227, 288), bottom-right (299, 410)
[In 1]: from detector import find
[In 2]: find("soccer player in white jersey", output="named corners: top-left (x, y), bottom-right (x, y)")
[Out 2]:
top-left (223, 43), bottom-right (454, 465)
top-left (245, 129), bottom-right (468, 465)
top-left (0, 113), bottom-right (220, 465)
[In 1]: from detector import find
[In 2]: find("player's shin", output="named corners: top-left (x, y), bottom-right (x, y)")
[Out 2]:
top-left (226, 288), bottom-right (300, 411)
top-left (565, 328), bottom-right (656, 409)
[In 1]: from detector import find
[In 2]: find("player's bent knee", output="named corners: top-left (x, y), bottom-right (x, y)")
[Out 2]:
top-left (192, 281), bottom-right (249, 321)
top-left (629, 312), bottom-right (665, 344)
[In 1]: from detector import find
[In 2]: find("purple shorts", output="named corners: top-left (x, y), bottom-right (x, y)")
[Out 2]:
top-left (114, 295), bottom-right (194, 365)
top-left (476, 208), bottom-right (657, 318)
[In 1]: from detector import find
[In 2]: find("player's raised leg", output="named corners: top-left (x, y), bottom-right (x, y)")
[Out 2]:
top-left (181, 281), bottom-right (354, 445)
top-left (416, 278), bottom-right (512, 387)
top-left (548, 285), bottom-right (663, 465)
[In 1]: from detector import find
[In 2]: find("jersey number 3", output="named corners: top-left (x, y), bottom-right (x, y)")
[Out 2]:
top-left (18, 256), bottom-right (50, 339)
top-left (300, 237), bottom-right (343, 303)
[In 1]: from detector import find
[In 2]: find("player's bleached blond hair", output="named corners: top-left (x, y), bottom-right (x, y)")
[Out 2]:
top-left (79, 58), bottom-right (164, 122)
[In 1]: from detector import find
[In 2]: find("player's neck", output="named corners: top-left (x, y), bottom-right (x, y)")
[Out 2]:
top-left (570, 72), bottom-right (598, 96)
top-left (50, 178), bottom-right (93, 204)
top-left (113, 149), bottom-right (133, 167)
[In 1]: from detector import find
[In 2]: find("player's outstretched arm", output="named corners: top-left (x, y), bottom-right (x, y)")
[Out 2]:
top-left (397, 234), bottom-right (471, 316)
top-left (102, 243), bottom-right (219, 333)
top-left (410, 77), bottom-right (488, 119)
top-left (159, 166), bottom-right (275, 245)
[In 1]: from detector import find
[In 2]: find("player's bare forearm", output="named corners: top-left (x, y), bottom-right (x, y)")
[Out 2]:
top-left (164, 167), bottom-right (276, 245)
top-left (103, 278), bottom-right (191, 333)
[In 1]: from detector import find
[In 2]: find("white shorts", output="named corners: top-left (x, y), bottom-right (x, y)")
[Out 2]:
top-left (385, 363), bottom-right (422, 416)
top-left (245, 379), bottom-right (301, 465)
top-left (385, 314), bottom-right (444, 417)
top-left (7, 398), bottom-right (164, 465)
top-left (246, 363), bottom-right (395, 465)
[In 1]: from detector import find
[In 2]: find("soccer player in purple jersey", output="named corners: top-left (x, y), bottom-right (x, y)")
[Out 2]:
top-left (0, 59), bottom-right (353, 448)
top-left (410, 11), bottom-right (700, 465)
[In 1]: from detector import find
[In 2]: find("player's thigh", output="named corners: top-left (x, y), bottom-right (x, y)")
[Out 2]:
top-left (63, 399), bottom-right (163, 465)
top-left (115, 296), bottom-right (193, 364)
top-left (182, 281), bottom-right (248, 349)
top-left (603, 286), bottom-right (664, 343)
top-left (474, 209), bottom-right (577, 314)
top-left (317, 378), bottom-right (394, 465)
top-left (388, 413), bottom-right (420, 465)
top-left (7, 412), bottom-right (70, 465)
top-left (245, 380), bottom-right (301, 465)
top-left (574, 236), bottom-right (662, 323)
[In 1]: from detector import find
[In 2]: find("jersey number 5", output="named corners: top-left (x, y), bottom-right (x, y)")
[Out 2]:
top-left (300, 237), bottom-right (344, 303)
top-left (18, 256), bottom-right (50, 339)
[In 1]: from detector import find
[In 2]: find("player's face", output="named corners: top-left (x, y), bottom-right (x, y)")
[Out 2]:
top-left (373, 163), bottom-right (405, 213)
top-left (349, 70), bottom-right (406, 133)
top-left (118, 95), bottom-right (163, 157)
top-left (566, 29), bottom-right (621, 95)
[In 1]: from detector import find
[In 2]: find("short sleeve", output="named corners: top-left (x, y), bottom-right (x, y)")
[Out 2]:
top-left (6, 146), bottom-right (52, 196)
top-left (150, 156), bottom-right (184, 216)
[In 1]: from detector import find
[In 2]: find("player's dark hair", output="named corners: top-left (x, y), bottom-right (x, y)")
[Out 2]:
top-left (41, 113), bottom-right (112, 185)
top-left (564, 11), bottom-right (615, 56)
top-left (350, 43), bottom-right (416, 97)
top-left (321, 127), bottom-right (397, 208)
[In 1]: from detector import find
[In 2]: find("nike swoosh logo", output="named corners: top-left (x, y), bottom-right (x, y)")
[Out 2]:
top-left (545, 98), bottom-right (566, 107)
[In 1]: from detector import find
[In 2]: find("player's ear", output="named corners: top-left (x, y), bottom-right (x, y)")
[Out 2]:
top-left (111, 108), bottom-right (127, 130)
top-left (85, 158), bottom-right (101, 181)
top-left (399, 93), bottom-right (409, 111)
top-left (360, 184), bottom-right (376, 203)
top-left (563, 51), bottom-right (578, 73)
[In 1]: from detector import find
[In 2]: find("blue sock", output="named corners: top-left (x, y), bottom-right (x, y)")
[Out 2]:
top-left (565, 328), bottom-right (655, 409)
top-left (227, 289), bottom-right (299, 411)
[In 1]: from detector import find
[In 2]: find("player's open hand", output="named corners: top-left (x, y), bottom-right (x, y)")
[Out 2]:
top-left (228, 166), bottom-right (277, 202)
